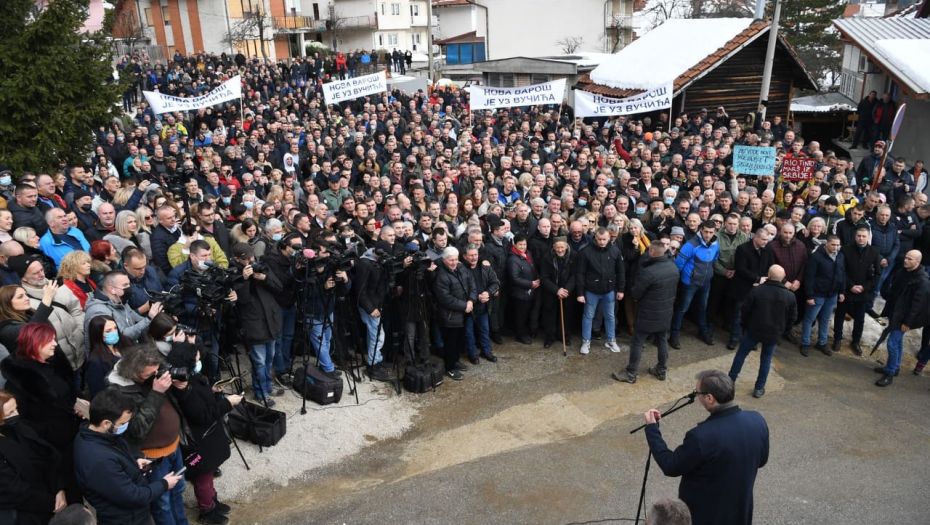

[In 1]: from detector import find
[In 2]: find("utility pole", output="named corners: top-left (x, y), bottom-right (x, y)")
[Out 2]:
top-left (426, 0), bottom-right (434, 82)
top-left (758, 0), bottom-right (782, 123)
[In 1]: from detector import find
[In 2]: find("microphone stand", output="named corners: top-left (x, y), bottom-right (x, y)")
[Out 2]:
top-left (628, 393), bottom-right (696, 525)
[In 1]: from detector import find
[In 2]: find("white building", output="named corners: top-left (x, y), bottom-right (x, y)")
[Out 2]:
top-left (329, 0), bottom-right (434, 54)
top-left (431, 0), bottom-right (637, 67)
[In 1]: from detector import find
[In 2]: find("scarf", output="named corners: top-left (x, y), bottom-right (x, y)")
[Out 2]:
top-left (510, 245), bottom-right (533, 265)
top-left (638, 234), bottom-right (651, 255)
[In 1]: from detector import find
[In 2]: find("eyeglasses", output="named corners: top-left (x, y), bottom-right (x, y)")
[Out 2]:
top-left (693, 390), bottom-right (709, 397)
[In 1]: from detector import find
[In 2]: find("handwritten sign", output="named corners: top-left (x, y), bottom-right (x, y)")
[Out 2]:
top-left (733, 146), bottom-right (776, 176)
top-left (143, 76), bottom-right (241, 114)
top-left (322, 71), bottom-right (388, 105)
top-left (574, 83), bottom-right (673, 117)
top-left (468, 79), bottom-right (566, 110)
top-left (781, 157), bottom-right (816, 181)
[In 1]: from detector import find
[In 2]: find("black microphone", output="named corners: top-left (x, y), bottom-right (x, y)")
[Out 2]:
top-left (202, 260), bottom-right (218, 268)
top-left (687, 391), bottom-right (697, 401)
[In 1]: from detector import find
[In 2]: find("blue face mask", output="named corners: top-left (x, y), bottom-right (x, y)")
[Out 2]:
top-left (636, 207), bottom-right (647, 215)
top-left (0, 176), bottom-right (11, 186)
top-left (111, 421), bottom-right (129, 435)
top-left (606, 178), bottom-right (614, 186)
top-left (272, 233), bottom-right (283, 241)
top-left (671, 185), bottom-right (679, 192)
top-left (104, 331), bottom-right (120, 345)
top-left (165, 335), bottom-right (173, 343)
top-left (243, 201), bottom-right (254, 210)
top-left (577, 199), bottom-right (587, 207)
top-left (194, 361), bottom-right (203, 374)
top-left (531, 159), bottom-right (539, 165)
top-left (222, 197), bottom-right (232, 204)
top-left (665, 197), bottom-right (675, 205)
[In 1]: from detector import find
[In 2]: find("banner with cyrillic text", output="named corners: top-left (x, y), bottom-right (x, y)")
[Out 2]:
top-left (468, 79), bottom-right (567, 110)
top-left (322, 71), bottom-right (388, 105)
top-left (573, 83), bottom-right (673, 117)
top-left (143, 76), bottom-right (242, 114)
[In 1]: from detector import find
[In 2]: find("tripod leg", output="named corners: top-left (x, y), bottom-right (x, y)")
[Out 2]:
top-left (223, 420), bottom-right (250, 471)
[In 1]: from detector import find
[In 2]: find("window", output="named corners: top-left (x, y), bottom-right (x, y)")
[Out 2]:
top-left (143, 7), bottom-right (154, 26)
top-left (161, 6), bottom-right (171, 25)
top-left (388, 33), bottom-right (398, 45)
top-left (412, 33), bottom-right (421, 50)
top-left (410, 4), bottom-right (419, 16)
top-left (531, 74), bottom-right (550, 85)
top-left (378, 34), bottom-right (384, 46)
top-left (381, 3), bottom-right (385, 15)
top-left (501, 73), bottom-right (515, 87)
top-left (391, 3), bottom-right (401, 15)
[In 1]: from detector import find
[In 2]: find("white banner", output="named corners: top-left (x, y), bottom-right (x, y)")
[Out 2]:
top-left (143, 76), bottom-right (242, 115)
top-left (322, 71), bottom-right (388, 105)
top-left (468, 79), bottom-right (566, 110)
top-left (574, 83), bottom-right (673, 117)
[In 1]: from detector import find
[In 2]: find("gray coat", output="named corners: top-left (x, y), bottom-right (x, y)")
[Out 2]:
top-left (630, 253), bottom-right (680, 333)
top-left (84, 289), bottom-right (151, 348)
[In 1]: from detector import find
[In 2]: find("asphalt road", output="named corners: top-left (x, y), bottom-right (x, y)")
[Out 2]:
top-left (231, 332), bottom-right (930, 525)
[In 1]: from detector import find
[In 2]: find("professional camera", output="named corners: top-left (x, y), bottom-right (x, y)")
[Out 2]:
top-left (157, 363), bottom-right (190, 382)
top-left (250, 261), bottom-right (270, 274)
top-left (146, 288), bottom-right (186, 317)
top-left (179, 263), bottom-right (243, 304)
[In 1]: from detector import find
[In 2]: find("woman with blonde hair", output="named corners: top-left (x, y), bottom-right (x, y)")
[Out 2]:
top-left (12, 228), bottom-right (56, 278)
top-left (57, 250), bottom-right (97, 309)
top-left (105, 209), bottom-right (151, 258)
top-left (112, 187), bottom-right (135, 209)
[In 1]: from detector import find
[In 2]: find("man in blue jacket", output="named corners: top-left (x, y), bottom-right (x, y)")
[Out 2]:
top-left (644, 370), bottom-right (769, 525)
top-left (669, 220), bottom-right (720, 349)
top-left (73, 388), bottom-right (182, 525)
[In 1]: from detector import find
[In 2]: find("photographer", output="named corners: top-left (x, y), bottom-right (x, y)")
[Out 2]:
top-left (105, 344), bottom-right (190, 525)
top-left (164, 337), bottom-right (241, 525)
top-left (354, 240), bottom-right (394, 382)
top-left (302, 239), bottom-right (351, 380)
top-left (166, 240), bottom-right (236, 384)
top-left (73, 388), bottom-right (182, 525)
top-left (395, 238), bottom-right (433, 365)
top-left (167, 221), bottom-right (228, 270)
top-left (262, 232), bottom-right (301, 387)
top-left (230, 242), bottom-right (285, 405)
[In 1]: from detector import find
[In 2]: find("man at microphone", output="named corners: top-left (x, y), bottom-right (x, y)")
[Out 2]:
top-left (643, 370), bottom-right (769, 525)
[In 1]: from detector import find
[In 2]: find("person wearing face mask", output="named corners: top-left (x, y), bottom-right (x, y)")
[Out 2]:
top-left (104, 343), bottom-right (190, 525)
top-left (1, 323), bottom-right (88, 510)
top-left (163, 339), bottom-right (241, 524)
top-left (84, 271), bottom-right (162, 350)
top-left (0, 168), bottom-right (14, 205)
top-left (73, 387), bottom-right (183, 525)
top-left (85, 315), bottom-right (134, 399)
top-left (261, 231), bottom-right (301, 387)
top-left (0, 390), bottom-right (67, 525)
top-left (167, 221), bottom-right (229, 270)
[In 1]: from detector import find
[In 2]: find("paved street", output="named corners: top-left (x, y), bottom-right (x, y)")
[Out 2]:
top-left (229, 333), bottom-right (929, 525)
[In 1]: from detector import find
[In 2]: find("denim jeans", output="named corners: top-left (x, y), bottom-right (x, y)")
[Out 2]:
top-left (309, 314), bottom-right (335, 373)
top-left (359, 307), bottom-right (384, 366)
top-left (729, 333), bottom-right (778, 390)
top-left (801, 295), bottom-right (838, 346)
top-left (150, 447), bottom-right (189, 525)
top-left (582, 291), bottom-right (616, 341)
top-left (249, 341), bottom-right (276, 398)
top-left (274, 305), bottom-right (297, 374)
top-left (465, 312), bottom-right (491, 356)
top-left (670, 280), bottom-right (712, 337)
top-left (884, 329), bottom-right (905, 375)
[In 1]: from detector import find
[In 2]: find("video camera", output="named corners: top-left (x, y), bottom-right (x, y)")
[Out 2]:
top-left (146, 288), bottom-right (187, 318)
top-left (179, 261), bottom-right (243, 305)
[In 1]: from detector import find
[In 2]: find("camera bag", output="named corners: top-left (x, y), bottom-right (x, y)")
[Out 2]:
top-left (228, 402), bottom-right (287, 447)
top-left (292, 365), bottom-right (344, 405)
top-left (403, 357), bottom-right (445, 394)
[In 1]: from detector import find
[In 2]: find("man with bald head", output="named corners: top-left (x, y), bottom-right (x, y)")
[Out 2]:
top-left (728, 264), bottom-right (797, 398)
top-left (0, 240), bottom-right (24, 285)
top-left (875, 250), bottom-right (930, 386)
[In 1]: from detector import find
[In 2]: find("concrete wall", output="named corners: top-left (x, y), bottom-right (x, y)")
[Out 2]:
top-left (199, 0), bottom-right (234, 56)
top-left (434, 4), bottom-right (477, 41)
top-left (481, 0), bottom-right (606, 59)
top-left (335, 0), bottom-right (376, 19)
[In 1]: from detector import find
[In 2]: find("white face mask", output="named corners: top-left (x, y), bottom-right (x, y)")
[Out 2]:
top-left (197, 260), bottom-right (209, 271)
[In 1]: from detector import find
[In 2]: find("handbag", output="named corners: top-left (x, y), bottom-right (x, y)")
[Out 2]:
top-left (227, 401), bottom-right (287, 447)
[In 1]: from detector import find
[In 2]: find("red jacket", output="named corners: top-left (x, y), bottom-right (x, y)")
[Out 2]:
top-left (770, 238), bottom-right (808, 284)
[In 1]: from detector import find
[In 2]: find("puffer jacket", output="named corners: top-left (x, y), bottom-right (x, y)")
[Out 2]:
top-left (676, 234), bottom-right (720, 287)
top-left (575, 242), bottom-right (625, 296)
top-left (22, 285), bottom-right (86, 370)
top-left (631, 253), bottom-right (680, 333)
top-left (433, 262), bottom-right (476, 328)
top-left (231, 260), bottom-right (284, 344)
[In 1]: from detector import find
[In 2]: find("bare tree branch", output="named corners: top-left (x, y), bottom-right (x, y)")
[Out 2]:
top-left (555, 36), bottom-right (584, 54)
top-left (222, 5), bottom-right (271, 59)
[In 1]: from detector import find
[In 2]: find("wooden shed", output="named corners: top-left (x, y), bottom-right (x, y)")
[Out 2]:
top-left (575, 18), bottom-right (818, 122)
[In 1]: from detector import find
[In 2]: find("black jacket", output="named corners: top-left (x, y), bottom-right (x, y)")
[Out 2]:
top-left (463, 261), bottom-right (499, 315)
top-left (261, 250), bottom-right (298, 308)
top-left (171, 375), bottom-right (232, 476)
top-left (232, 260), bottom-right (284, 344)
top-left (482, 235), bottom-right (511, 286)
top-left (354, 249), bottom-right (388, 315)
top-left (881, 266), bottom-right (930, 331)
top-left (832, 211), bottom-right (870, 247)
top-left (528, 232), bottom-right (553, 268)
top-left (630, 253), bottom-right (680, 333)
top-left (540, 248), bottom-right (577, 303)
top-left (0, 420), bottom-right (62, 525)
top-left (840, 244), bottom-right (881, 302)
top-left (804, 248), bottom-right (846, 298)
top-left (150, 225), bottom-right (181, 274)
top-left (432, 262), bottom-right (476, 328)
top-left (646, 405), bottom-right (769, 525)
top-left (201, 220), bottom-right (231, 258)
top-left (506, 249), bottom-right (537, 299)
top-left (575, 242), bottom-right (625, 296)
top-left (73, 424), bottom-right (168, 525)
top-left (7, 201), bottom-right (48, 237)
top-left (741, 280), bottom-right (797, 344)
top-left (733, 242), bottom-right (775, 299)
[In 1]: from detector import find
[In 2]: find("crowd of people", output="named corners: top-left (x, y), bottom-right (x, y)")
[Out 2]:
top-left (1, 48), bottom-right (930, 525)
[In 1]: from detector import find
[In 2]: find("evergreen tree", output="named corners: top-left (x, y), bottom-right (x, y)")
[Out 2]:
top-left (0, 0), bottom-right (124, 174)
top-left (777, 0), bottom-right (845, 88)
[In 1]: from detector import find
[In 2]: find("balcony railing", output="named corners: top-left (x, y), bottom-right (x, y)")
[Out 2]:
top-left (608, 15), bottom-right (634, 30)
top-left (272, 16), bottom-right (321, 32)
top-left (340, 14), bottom-right (378, 29)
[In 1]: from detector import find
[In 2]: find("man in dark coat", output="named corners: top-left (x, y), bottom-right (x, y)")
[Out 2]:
top-left (462, 243), bottom-right (499, 362)
top-left (851, 90), bottom-right (876, 149)
top-left (730, 228), bottom-right (774, 348)
top-left (8, 184), bottom-right (49, 237)
top-left (876, 250), bottom-right (930, 386)
top-left (576, 228), bottom-right (625, 355)
top-left (799, 235), bottom-right (845, 357)
top-left (728, 265), bottom-right (797, 398)
top-left (539, 237), bottom-right (576, 348)
top-left (833, 226), bottom-right (881, 356)
top-left (432, 246), bottom-right (477, 380)
top-left (613, 242), bottom-right (679, 383)
top-left (150, 206), bottom-right (182, 275)
top-left (73, 389), bottom-right (181, 525)
top-left (644, 370), bottom-right (769, 525)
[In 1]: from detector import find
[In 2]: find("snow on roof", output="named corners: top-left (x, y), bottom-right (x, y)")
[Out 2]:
top-left (590, 18), bottom-right (754, 91)
top-left (856, 2), bottom-right (886, 18)
top-left (873, 39), bottom-right (930, 95)
top-left (540, 52), bottom-right (615, 68)
top-left (791, 92), bottom-right (857, 113)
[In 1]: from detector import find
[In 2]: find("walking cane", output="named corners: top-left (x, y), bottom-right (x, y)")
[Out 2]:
top-left (559, 297), bottom-right (567, 357)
